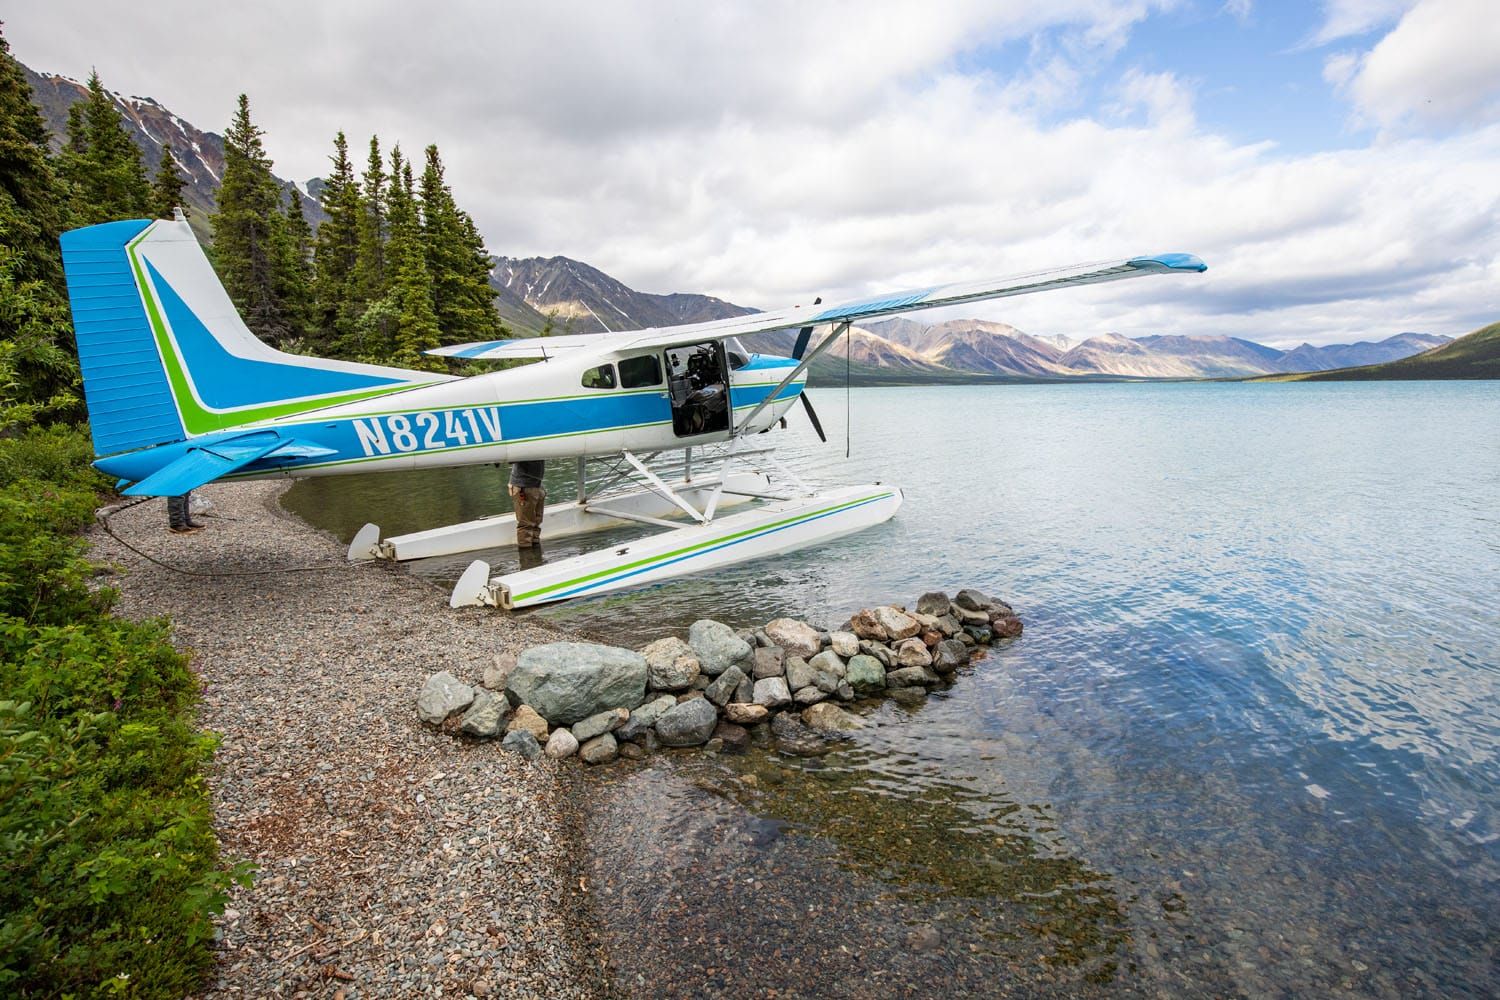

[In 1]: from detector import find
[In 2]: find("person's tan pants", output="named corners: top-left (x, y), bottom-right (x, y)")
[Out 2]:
top-left (509, 485), bottom-right (545, 547)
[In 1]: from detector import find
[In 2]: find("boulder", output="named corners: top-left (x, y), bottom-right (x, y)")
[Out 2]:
top-left (752, 676), bottom-right (793, 708)
top-left (752, 646), bottom-right (785, 679)
top-left (705, 665), bottom-right (747, 707)
top-left (687, 619), bottom-right (752, 676)
top-left (724, 702), bottom-right (770, 725)
top-left (735, 673), bottom-right (755, 703)
top-left (953, 604), bottom-right (990, 626)
top-left (545, 728), bottom-right (579, 759)
top-left (956, 630), bottom-right (977, 648)
top-left (808, 649), bottom-right (846, 678)
top-left (964, 625), bottom-right (994, 644)
top-left (482, 652), bottom-right (517, 691)
top-left (802, 702), bottom-right (864, 732)
top-left (655, 698), bottom-right (719, 747)
top-left (770, 713), bottom-right (835, 756)
top-left (858, 640), bottom-right (893, 668)
top-left (934, 615), bottom-right (961, 637)
top-left (784, 656), bottom-right (818, 693)
top-left (890, 687), bottom-right (927, 708)
top-left (828, 630), bottom-right (860, 658)
top-left (894, 638), bottom-right (933, 668)
top-left (617, 695), bottom-right (677, 741)
top-left (579, 733), bottom-right (619, 765)
top-left (507, 704), bottom-right (549, 742)
top-left (990, 615), bottom-right (1024, 639)
top-left (812, 670), bottom-right (839, 694)
top-left (848, 608), bottom-right (888, 641)
top-left (793, 685), bottom-right (827, 706)
top-left (844, 654), bottom-right (886, 694)
top-left (915, 591), bottom-right (951, 616)
top-left (932, 639), bottom-right (968, 673)
top-left (692, 675), bottom-right (711, 690)
top-left (501, 729), bottom-right (541, 760)
top-left (507, 643), bottom-right (647, 725)
top-left (712, 721), bottom-right (751, 752)
top-left (417, 671), bottom-right (475, 725)
top-left (458, 688), bottom-right (509, 738)
top-left (955, 588), bottom-right (993, 612)
top-left (835, 682), bottom-right (855, 701)
top-left (641, 636), bottom-right (701, 691)
top-left (763, 618), bottom-right (822, 659)
top-left (618, 741), bottom-right (645, 761)
top-left (873, 606), bottom-right (920, 641)
top-left (885, 666), bottom-right (929, 688)
top-left (571, 707), bottom-right (629, 743)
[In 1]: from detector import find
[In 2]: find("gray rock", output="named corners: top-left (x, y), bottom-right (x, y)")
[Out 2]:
top-left (932, 639), bottom-right (968, 673)
top-left (752, 676), bottom-right (792, 708)
top-left (894, 638), bottom-right (933, 668)
top-left (617, 694), bottom-right (677, 740)
top-left (836, 682), bottom-right (855, 701)
top-left (705, 665), bottom-right (747, 707)
top-left (501, 729), bottom-right (541, 760)
top-left (934, 615), bottom-right (962, 637)
top-left (793, 685), bottom-right (827, 705)
top-left (890, 687), bottom-right (928, 707)
top-left (571, 707), bottom-right (629, 743)
top-left (687, 619), bottom-right (752, 676)
top-left (763, 618), bottom-right (822, 659)
top-left (458, 688), bottom-right (509, 737)
top-left (802, 702), bottom-right (864, 732)
top-left (417, 671), bottom-right (475, 725)
top-left (724, 702), bottom-right (770, 724)
top-left (506, 642), bottom-right (647, 725)
top-left (812, 670), bottom-right (839, 693)
top-left (965, 625), bottom-right (994, 644)
top-left (808, 649), bottom-right (845, 678)
top-left (858, 640), bottom-right (893, 668)
top-left (641, 636), bottom-right (701, 691)
top-left (544, 728), bottom-right (579, 759)
top-left (712, 720), bottom-right (750, 752)
top-left (784, 656), bottom-right (818, 692)
top-left (691, 674), bottom-right (711, 690)
top-left (579, 733), bottom-right (618, 765)
top-left (845, 654), bottom-right (887, 694)
top-left (828, 630), bottom-right (860, 658)
top-left (770, 713), bottom-right (835, 756)
top-left (618, 741), bottom-right (645, 760)
top-left (752, 646), bottom-right (786, 679)
top-left (735, 673), bottom-right (755, 703)
top-left (703, 737), bottom-right (724, 754)
top-left (991, 615), bottom-right (1024, 639)
top-left (915, 591), bottom-right (951, 616)
top-left (482, 652), bottom-right (517, 691)
top-left (886, 666), bottom-right (930, 688)
top-left (955, 588), bottom-right (993, 612)
top-left (957, 630), bottom-right (977, 648)
top-left (655, 698), bottom-right (719, 747)
top-left (873, 606), bottom-right (920, 641)
top-left (954, 604), bottom-right (990, 626)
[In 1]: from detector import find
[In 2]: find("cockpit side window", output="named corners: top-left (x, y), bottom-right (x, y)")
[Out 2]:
top-left (581, 364), bottom-right (617, 389)
top-left (618, 354), bottom-right (663, 388)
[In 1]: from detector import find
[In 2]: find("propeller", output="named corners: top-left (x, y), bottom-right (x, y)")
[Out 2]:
top-left (799, 391), bottom-right (826, 443)
top-left (789, 297), bottom-right (828, 441)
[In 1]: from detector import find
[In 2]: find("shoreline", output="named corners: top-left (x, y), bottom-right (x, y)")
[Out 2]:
top-left (89, 481), bottom-right (606, 998)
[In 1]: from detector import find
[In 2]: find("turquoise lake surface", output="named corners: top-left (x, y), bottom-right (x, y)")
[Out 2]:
top-left (287, 382), bottom-right (1499, 995)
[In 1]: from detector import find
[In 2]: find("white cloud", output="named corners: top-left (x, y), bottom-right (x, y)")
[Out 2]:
top-left (6, 0), bottom-right (1497, 347)
top-left (1310, 0), bottom-right (1416, 45)
top-left (1330, 0), bottom-right (1500, 132)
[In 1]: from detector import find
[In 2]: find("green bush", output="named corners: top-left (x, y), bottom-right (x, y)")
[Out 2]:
top-left (0, 424), bottom-right (248, 997)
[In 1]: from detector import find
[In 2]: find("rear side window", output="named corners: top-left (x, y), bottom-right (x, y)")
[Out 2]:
top-left (619, 354), bottom-right (662, 388)
top-left (582, 364), bottom-right (616, 389)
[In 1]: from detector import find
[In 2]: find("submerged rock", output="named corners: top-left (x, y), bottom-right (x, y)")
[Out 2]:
top-left (802, 702), bottom-right (864, 732)
top-left (889, 687), bottom-right (927, 707)
top-left (712, 720), bottom-right (751, 752)
top-left (506, 642), bottom-right (647, 725)
top-left (764, 618), bottom-right (822, 659)
top-left (770, 713), bottom-right (835, 756)
top-left (655, 698), bottom-right (719, 746)
top-left (687, 619), bottom-right (752, 676)
top-left (417, 671), bottom-right (475, 725)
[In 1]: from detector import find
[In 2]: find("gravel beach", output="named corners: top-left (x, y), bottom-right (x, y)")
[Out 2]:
top-left (88, 481), bottom-right (605, 999)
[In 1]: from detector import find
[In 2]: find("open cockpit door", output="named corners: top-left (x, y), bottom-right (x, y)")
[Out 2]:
top-left (666, 341), bottom-right (731, 437)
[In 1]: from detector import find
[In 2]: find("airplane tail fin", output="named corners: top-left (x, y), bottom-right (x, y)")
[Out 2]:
top-left (59, 218), bottom-right (447, 458)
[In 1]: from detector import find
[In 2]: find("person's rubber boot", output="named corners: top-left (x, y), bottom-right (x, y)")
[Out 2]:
top-left (167, 494), bottom-right (200, 534)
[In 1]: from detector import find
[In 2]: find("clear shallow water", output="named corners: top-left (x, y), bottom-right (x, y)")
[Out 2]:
top-left (288, 382), bottom-right (1500, 995)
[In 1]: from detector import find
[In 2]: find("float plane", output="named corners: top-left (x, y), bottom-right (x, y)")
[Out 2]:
top-left (60, 217), bottom-right (1205, 609)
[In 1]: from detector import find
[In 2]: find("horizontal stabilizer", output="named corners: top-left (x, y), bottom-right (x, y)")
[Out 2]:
top-left (120, 432), bottom-right (336, 496)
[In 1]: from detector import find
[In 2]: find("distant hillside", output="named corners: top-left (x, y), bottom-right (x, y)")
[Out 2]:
top-left (23, 63), bottom-right (323, 240)
top-left (1256, 321), bottom-right (1500, 381)
top-left (1273, 332), bottom-right (1450, 372)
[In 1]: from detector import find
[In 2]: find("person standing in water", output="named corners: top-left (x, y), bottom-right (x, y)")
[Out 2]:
top-left (508, 461), bottom-right (545, 547)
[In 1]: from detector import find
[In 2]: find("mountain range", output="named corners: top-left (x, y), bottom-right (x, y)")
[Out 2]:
top-left (21, 60), bottom-right (1454, 382)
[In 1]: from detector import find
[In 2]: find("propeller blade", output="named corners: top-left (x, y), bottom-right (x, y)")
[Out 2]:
top-left (800, 391), bottom-right (827, 443)
top-left (791, 296), bottom-right (822, 359)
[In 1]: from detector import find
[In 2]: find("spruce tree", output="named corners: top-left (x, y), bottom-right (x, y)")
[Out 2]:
top-left (381, 149), bottom-right (442, 370)
top-left (417, 144), bottom-right (499, 346)
top-left (346, 136), bottom-right (391, 359)
top-left (149, 141), bottom-right (186, 219)
top-left (58, 71), bottom-right (149, 226)
top-left (274, 188), bottom-right (315, 348)
top-left (311, 131), bottom-right (361, 352)
top-left (0, 27), bottom-right (78, 426)
top-left (211, 93), bottom-right (290, 346)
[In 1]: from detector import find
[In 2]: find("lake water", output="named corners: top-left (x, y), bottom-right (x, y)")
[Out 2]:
top-left (286, 382), bottom-right (1500, 996)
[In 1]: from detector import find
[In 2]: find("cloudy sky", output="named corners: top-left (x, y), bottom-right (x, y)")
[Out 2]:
top-left (10, 0), bottom-right (1499, 346)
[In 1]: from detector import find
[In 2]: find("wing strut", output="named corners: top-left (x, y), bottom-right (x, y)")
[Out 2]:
top-left (738, 320), bottom-right (852, 435)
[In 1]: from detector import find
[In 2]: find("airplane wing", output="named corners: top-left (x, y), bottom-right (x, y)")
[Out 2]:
top-left (120, 431), bottom-right (338, 496)
top-left (429, 253), bottom-right (1206, 361)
